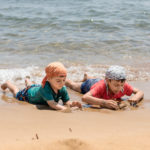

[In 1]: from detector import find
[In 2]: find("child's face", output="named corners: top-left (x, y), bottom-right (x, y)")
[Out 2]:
top-left (107, 79), bottom-right (125, 94)
top-left (48, 76), bottom-right (66, 90)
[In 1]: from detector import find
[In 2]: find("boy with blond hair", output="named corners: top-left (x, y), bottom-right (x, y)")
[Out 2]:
top-left (1, 62), bottom-right (82, 111)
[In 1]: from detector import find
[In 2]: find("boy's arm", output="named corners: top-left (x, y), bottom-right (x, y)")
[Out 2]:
top-left (128, 88), bottom-right (144, 103)
top-left (82, 91), bottom-right (119, 110)
top-left (65, 100), bottom-right (82, 109)
top-left (47, 100), bottom-right (67, 110)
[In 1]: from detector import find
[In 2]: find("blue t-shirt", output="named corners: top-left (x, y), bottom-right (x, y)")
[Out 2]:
top-left (27, 81), bottom-right (70, 105)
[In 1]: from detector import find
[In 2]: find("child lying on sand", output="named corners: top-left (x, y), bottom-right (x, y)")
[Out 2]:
top-left (65, 65), bottom-right (144, 110)
top-left (1, 62), bottom-right (82, 111)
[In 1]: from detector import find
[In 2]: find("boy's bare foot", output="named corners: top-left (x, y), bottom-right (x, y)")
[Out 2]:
top-left (81, 73), bottom-right (88, 82)
top-left (25, 76), bottom-right (33, 87)
top-left (81, 73), bottom-right (93, 82)
top-left (1, 82), bottom-right (8, 90)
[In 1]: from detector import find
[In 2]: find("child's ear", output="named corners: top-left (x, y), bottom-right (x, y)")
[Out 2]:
top-left (47, 77), bottom-right (52, 81)
top-left (105, 78), bottom-right (109, 83)
top-left (105, 78), bottom-right (111, 84)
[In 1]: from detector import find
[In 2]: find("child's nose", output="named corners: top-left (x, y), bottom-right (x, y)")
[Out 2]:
top-left (116, 86), bottom-right (121, 92)
top-left (60, 81), bottom-right (65, 85)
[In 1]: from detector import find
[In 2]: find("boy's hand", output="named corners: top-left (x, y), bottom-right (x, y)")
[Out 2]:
top-left (128, 99), bottom-right (138, 107)
top-left (102, 100), bottom-right (119, 110)
top-left (71, 101), bottom-right (82, 110)
top-left (128, 99), bottom-right (138, 102)
top-left (60, 106), bottom-right (72, 113)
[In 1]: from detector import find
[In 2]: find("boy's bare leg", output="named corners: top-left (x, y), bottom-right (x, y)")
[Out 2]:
top-left (65, 73), bottom-right (94, 93)
top-left (1, 81), bottom-right (19, 97)
top-left (65, 79), bottom-right (82, 93)
top-left (25, 76), bottom-right (34, 87)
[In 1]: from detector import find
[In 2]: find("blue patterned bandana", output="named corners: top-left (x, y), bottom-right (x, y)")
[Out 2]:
top-left (105, 65), bottom-right (126, 80)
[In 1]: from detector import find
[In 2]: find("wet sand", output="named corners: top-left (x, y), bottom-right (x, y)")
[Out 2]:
top-left (0, 81), bottom-right (150, 150)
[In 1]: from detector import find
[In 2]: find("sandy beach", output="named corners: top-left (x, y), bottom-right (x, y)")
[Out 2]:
top-left (0, 81), bottom-right (150, 150)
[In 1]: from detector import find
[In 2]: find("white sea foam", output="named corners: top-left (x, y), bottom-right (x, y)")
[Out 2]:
top-left (67, 64), bottom-right (150, 81)
top-left (0, 66), bottom-right (44, 84)
top-left (0, 64), bottom-right (150, 86)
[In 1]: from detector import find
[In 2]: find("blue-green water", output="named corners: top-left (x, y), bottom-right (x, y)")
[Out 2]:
top-left (0, 0), bottom-right (150, 83)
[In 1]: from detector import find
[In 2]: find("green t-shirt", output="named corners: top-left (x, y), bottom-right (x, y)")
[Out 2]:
top-left (27, 82), bottom-right (70, 105)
